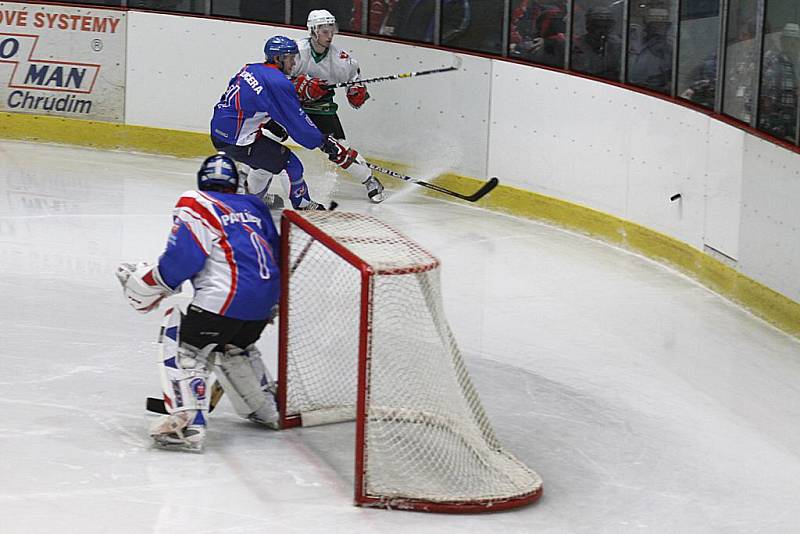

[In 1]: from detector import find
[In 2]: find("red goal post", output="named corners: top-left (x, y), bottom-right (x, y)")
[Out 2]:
top-left (277, 210), bottom-right (542, 512)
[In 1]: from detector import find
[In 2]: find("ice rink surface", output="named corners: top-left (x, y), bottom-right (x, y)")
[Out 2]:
top-left (2, 139), bottom-right (800, 533)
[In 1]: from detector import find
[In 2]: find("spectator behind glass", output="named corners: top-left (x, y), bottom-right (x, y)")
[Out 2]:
top-left (571, 6), bottom-right (622, 80)
top-left (510, 2), bottom-right (567, 67)
top-left (758, 23), bottom-right (800, 140)
top-left (442, 1), bottom-right (503, 54)
top-left (628, 6), bottom-right (674, 94)
top-left (681, 55), bottom-right (717, 108)
top-left (356, 0), bottom-right (435, 42)
top-left (510, 1), bottom-right (567, 62)
top-left (356, 0), bottom-right (476, 47)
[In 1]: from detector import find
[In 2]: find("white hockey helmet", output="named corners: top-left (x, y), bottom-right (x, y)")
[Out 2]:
top-left (307, 9), bottom-right (337, 33)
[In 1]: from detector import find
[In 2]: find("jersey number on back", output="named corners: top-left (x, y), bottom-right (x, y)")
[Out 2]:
top-left (250, 233), bottom-right (273, 280)
top-left (217, 83), bottom-right (240, 110)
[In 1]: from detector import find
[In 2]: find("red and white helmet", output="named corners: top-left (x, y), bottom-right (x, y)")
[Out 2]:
top-left (307, 9), bottom-right (337, 34)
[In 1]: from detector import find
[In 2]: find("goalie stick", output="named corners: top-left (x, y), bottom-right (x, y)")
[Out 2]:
top-left (366, 163), bottom-right (499, 202)
top-left (146, 381), bottom-right (224, 415)
top-left (323, 56), bottom-right (462, 90)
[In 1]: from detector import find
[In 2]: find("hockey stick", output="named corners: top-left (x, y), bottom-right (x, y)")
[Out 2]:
top-left (323, 56), bottom-right (462, 89)
top-left (146, 380), bottom-right (225, 415)
top-left (366, 163), bottom-right (499, 202)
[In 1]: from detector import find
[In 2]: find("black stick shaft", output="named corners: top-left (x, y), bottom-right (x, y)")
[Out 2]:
top-left (366, 163), bottom-right (499, 202)
top-left (323, 65), bottom-right (458, 89)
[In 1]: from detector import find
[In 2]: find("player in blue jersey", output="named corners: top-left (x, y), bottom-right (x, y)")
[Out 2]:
top-left (210, 35), bottom-right (375, 210)
top-left (116, 154), bottom-right (283, 451)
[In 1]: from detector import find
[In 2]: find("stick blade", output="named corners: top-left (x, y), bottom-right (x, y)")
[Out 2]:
top-left (465, 177), bottom-right (499, 202)
top-left (146, 397), bottom-right (168, 415)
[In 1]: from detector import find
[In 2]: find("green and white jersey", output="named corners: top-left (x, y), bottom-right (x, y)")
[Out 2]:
top-left (291, 38), bottom-right (361, 116)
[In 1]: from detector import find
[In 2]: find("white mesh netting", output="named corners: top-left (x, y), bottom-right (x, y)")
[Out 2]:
top-left (282, 211), bottom-right (542, 510)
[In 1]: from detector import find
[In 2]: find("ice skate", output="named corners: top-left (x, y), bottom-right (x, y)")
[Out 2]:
top-left (150, 411), bottom-right (206, 452)
top-left (262, 193), bottom-right (284, 210)
top-left (363, 175), bottom-right (386, 203)
top-left (299, 200), bottom-right (326, 211)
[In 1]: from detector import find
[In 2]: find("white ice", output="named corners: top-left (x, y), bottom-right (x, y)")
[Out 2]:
top-left (1, 140), bottom-right (800, 533)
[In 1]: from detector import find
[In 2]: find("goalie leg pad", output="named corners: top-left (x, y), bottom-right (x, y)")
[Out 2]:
top-left (164, 344), bottom-right (212, 413)
top-left (151, 341), bottom-right (212, 451)
top-left (210, 344), bottom-right (279, 429)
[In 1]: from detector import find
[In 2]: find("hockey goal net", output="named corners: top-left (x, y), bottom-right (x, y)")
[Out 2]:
top-left (278, 210), bottom-right (542, 512)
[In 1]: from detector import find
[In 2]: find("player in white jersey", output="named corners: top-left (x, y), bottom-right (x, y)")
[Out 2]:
top-left (290, 9), bottom-right (386, 203)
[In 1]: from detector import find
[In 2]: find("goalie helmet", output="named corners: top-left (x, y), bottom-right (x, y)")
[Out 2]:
top-left (307, 9), bottom-right (337, 33)
top-left (197, 153), bottom-right (239, 192)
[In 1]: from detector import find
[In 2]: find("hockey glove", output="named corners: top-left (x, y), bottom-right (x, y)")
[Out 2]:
top-left (261, 119), bottom-right (288, 143)
top-left (293, 74), bottom-right (329, 103)
top-left (320, 136), bottom-right (358, 169)
top-left (116, 261), bottom-right (176, 313)
top-left (346, 85), bottom-right (370, 109)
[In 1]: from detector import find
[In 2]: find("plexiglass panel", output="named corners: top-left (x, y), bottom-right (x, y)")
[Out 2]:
top-left (365, 0), bottom-right (435, 43)
top-left (292, 1), bottom-right (358, 33)
top-left (128, 1), bottom-right (204, 15)
top-left (756, 0), bottom-right (799, 142)
top-left (212, 0), bottom-right (286, 23)
top-left (442, 0), bottom-right (503, 55)
top-left (509, 0), bottom-right (568, 67)
top-left (627, 0), bottom-right (678, 94)
top-left (677, 0), bottom-right (721, 109)
top-left (570, 0), bottom-right (624, 81)
top-left (722, 0), bottom-right (759, 124)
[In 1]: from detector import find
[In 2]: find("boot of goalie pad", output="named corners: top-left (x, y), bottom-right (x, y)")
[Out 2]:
top-left (116, 262), bottom-right (176, 313)
top-left (210, 344), bottom-right (279, 429)
top-left (151, 331), bottom-right (212, 451)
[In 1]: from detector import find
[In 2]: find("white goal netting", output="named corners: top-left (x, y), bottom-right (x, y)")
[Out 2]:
top-left (280, 211), bottom-right (542, 511)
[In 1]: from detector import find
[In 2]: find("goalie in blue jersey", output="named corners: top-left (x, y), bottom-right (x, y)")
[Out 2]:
top-left (116, 154), bottom-right (284, 451)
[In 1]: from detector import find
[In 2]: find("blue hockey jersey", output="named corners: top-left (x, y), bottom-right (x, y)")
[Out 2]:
top-left (210, 62), bottom-right (325, 150)
top-left (157, 190), bottom-right (280, 321)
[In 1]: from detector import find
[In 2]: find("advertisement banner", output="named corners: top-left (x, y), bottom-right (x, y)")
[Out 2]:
top-left (0, 2), bottom-right (125, 122)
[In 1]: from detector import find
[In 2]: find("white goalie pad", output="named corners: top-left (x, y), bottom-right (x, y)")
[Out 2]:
top-left (210, 345), bottom-right (279, 428)
top-left (116, 261), bottom-right (176, 314)
top-left (156, 307), bottom-right (212, 415)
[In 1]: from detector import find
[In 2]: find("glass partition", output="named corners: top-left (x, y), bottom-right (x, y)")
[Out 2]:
top-left (756, 0), bottom-right (799, 142)
top-left (291, 1), bottom-right (358, 33)
top-left (442, 0), bottom-right (504, 55)
top-left (509, 0), bottom-right (568, 68)
top-left (211, 1), bottom-right (286, 23)
top-left (128, 1), bottom-right (204, 14)
top-left (677, 0), bottom-right (722, 109)
top-left (722, 0), bottom-right (759, 124)
top-left (570, 0), bottom-right (624, 81)
top-left (64, 0), bottom-right (123, 5)
top-left (366, 0), bottom-right (435, 43)
top-left (627, 0), bottom-right (678, 94)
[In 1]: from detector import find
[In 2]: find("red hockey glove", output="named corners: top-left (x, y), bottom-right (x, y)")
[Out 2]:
top-left (321, 136), bottom-right (359, 169)
top-left (293, 74), bottom-right (329, 103)
top-left (346, 85), bottom-right (370, 109)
